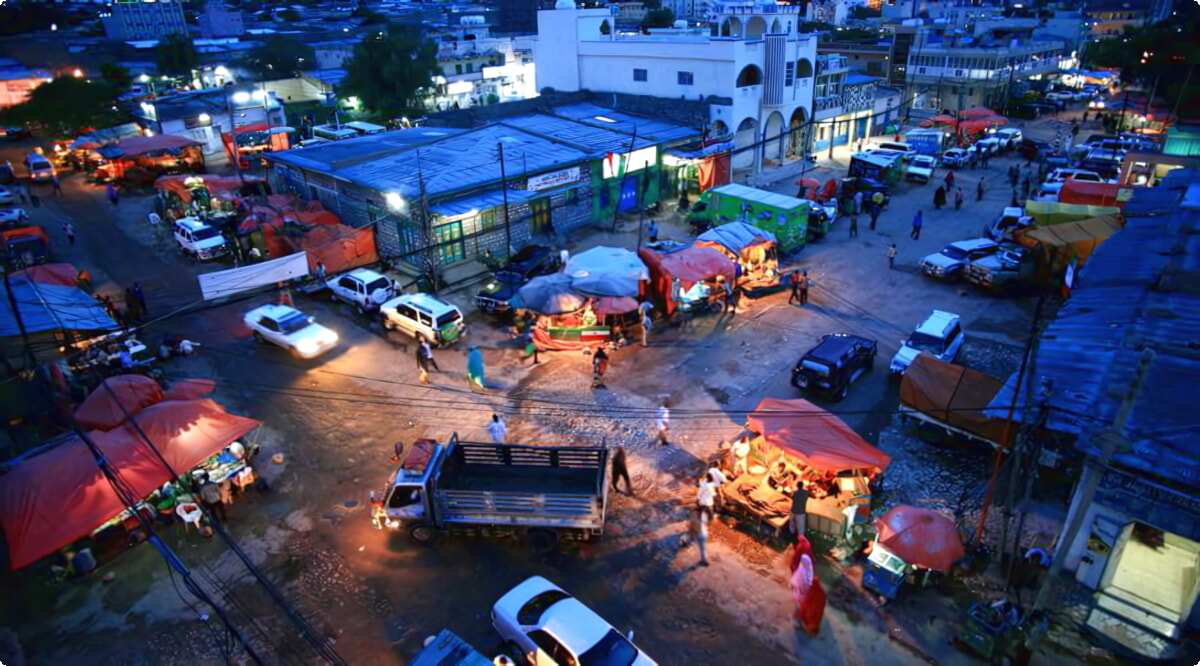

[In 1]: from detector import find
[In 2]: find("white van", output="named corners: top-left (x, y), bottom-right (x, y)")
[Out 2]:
top-left (344, 121), bottom-right (387, 136)
top-left (24, 154), bottom-right (55, 182)
top-left (876, 141), bottom-right (918, 159)
top-left (312, 125), bottom-right (359, 141)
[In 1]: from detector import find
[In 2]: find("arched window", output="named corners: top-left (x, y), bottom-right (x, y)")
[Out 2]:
top-left (736, 65), bottom-right (763, 87)
top-left (796, 58), bottom-right (813, 78)
top-left (600, 19), bottom-right (611, 35)
top-left (721, 19), bottom-right (731, 36)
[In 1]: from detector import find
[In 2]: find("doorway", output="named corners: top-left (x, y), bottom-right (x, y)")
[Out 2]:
top-left (433, 221), bottom-right (465, 264)
top-left (529, 197), bottom-right (550, 233)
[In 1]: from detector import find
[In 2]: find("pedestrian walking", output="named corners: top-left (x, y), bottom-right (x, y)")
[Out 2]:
top-left (799, 271), bottom-right (810, 305)
top-left (315, 261), bottom-right (327, 279)
top-left (954, 187), bottom-right (964, 210)
top-left (106, 182), bottom-right (118, 206)
top-left (977, 177), bottom-right (986, 202)
top-left (1009, 165), bottom-right (1019, 187)
top-left (1022, 177), bottom-right (1032, 200)
top-left (523, 324), bottom-right (540, 364)
top-left (123, 288), bottom-right (142, 322)
top-left (787, 269), bottom-right (802, 304)
top-left (697, 475), bottom-right (716, 523)
top-left (133, 281), bottom-right (147, 314)
top-left (485, 414), bottom-right (507, 443)
top-left (62, 222), bottom-right (75, 246)
top-left (611, 445), bottom-right (633, 494)
top-left (647, 219), bottom-right (658, 243)
top-left (591, 347), bottom-right (609, 388)
top-left (849, 213), bottom-right (858, 237)
top-left (655, 400), bottom-right (670, 446)
top-left (1082, 110), bottom-right (1089, 124)
top-left (695, 510), bottom-right (710, 567)
top-left (789, 481), bottom-right (808, 536)
top-left (419, 339), bottom-right (439, 372)
top-left (910, 210), bottom-right (923, 240)
top-left (415, 346), bottom-right (431, 384)
top-left (640, 310), bottom-right (652, 347)
top-left (76, 269), bottom-right (92, 293)
top-left (852, 190), bottom-right (864, 219)
top-left (944, 170), bottom-right (955, 189)
top-left (887, 243), bottom-right (897, 270)
top-left (199, 476), bottom-right (227, 523)
top-left (466, 344), bottom-right (485, 390)
top-left (707, 467), bottom-right (728, 510)
top-left (29, 192), bottom-right (40, 208)
top-left (52, 175), bottom-right (62, 196)
top-left (721, 277), bottom-right (736, 313)
top-left (16, 188), bottom-right (26, 204)
top-left (933, 186), bottom-right (946, 210)
top-left (981, 151), bottom-right (990, 169)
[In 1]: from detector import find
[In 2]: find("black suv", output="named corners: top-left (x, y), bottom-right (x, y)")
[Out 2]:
top-left (791, 333), bottom-right (878, 400)
top-left (474, 244), bottom-right (560, 315)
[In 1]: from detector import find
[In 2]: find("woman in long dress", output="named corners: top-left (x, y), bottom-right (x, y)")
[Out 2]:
top-left (788, 535), bottom-right (827, 636)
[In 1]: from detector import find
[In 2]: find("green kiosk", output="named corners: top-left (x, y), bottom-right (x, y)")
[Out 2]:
top-left (701, 183), bottom-right (811, 253)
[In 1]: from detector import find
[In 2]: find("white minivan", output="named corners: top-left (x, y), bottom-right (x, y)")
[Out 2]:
top-left (24, 154), bottom-right (55, 182)
top-left (876, 141), bottom-right (918, 159)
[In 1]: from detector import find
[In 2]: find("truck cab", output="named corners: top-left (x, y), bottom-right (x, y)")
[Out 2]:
top-left (966, 244), bottom-right (1037, 292)
top-left (1, 226), bottom-right (50, 269)
top-left (380, 439), bottom-right (445, 533)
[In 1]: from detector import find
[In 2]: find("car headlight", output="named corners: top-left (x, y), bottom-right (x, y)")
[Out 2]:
top-left (297, 340), bottom-right (319, 353)
top-left (322, 331), bottom-right (339, 344)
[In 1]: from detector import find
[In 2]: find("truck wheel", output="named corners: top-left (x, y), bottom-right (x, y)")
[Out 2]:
top-left (409, 523), bottom-right (436, 545)
top-left (836, 384), bottom-right (849, 401)
top-left (527, 529), bottom-right (559, 555)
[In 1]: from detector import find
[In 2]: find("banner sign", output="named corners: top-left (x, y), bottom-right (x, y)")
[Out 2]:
top-left (527, 167), bottom-right (581, 192)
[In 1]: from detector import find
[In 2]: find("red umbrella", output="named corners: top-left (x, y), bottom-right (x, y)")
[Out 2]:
top-left (959, 106), bottom-right (1000, 118)
top-left (874, 505), bottom-right (965, 572)
top-left (929, 114), bottom-right (959, 125)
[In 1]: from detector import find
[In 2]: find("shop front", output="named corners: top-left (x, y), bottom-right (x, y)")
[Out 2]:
top-left (662, 134), bottom-right (735, 199)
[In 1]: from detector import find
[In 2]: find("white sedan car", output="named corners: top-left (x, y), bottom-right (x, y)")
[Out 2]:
top-left (905, 155), bottom-right (937, 183)
top-left (243, 304), bottom-right (339, 360)
top-left (0, 186), bottom-right (16, 205)
top-left (0, 207), bottom-right (29, 228)
top-left (493, 576), bottom-right (657, 666)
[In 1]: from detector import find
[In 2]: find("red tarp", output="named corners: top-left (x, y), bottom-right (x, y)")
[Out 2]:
top-left (154, 174), bottom-right (267, 204)
top-left (875, 505), bottom-right (965, 571)
top-left (590, 296), bottom-right (638, 317)
top-left (74, 375), bottom-right (164, 431)
top-left (531, 326), bottom-right (604, 351)
top-left (898, 354), bottom-right (1008, 447)
top-left (11, 263), bottom-right (80, 287)
top-left (747, 398), bottom-right (891, 473)
top-left (0, 399), bottom-right (259, 570)
top-left (1057, 180), bottom-right (1129, 209)
top-left (698, 153), bottom-right (731, 192)
top-left (116, 134), bottom-right (200, 159)
top-left (638, 246), bottom-right (736, 317)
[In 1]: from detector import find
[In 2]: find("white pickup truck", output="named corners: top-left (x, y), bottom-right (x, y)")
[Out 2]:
top-left (325, 268), bottom-right (397, 314)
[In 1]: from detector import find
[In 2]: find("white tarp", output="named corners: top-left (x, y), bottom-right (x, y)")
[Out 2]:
top-left (198, 253), bottom-right (310, 301)
top-left (564, 246), bottom-right (649, 282)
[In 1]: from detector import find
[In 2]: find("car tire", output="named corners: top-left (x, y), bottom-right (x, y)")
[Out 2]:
top-left (409, 522), bottom-right (436, 545)
top-left (253, 332), bottom-right (265, 344)
top-left (836, 383), bottom-right (849, 401)
top-left (382, 318), bottom-right (394, 332)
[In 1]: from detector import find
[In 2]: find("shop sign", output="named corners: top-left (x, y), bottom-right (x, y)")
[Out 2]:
top-left (527, 167), bottom-right (581, 192)
top-left (1099, 469), bottom-right (1200, 520)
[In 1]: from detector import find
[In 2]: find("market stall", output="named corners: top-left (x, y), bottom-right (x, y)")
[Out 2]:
top-left (92, 135), bottom-right (205, 185)
top-left (636, 245), bottom-right (736, 317)
top-left (694, 221), bottom-right (781, 295)
top-left (718, 398), bottom-right (891, 543)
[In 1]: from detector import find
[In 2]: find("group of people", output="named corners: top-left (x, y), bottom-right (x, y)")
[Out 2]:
top-left (94, 282), bottom-right (149, 329)
top-left (845, 190), bottom-right (887, 237)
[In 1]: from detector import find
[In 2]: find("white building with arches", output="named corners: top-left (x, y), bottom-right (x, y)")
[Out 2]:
top-left (535, 0), bottom-right (817, 173)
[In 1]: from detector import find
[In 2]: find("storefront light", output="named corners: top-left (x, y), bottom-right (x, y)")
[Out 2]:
top-left (232, 91), bottom-right (251, 104)
top-left (385, 192), bottom-right (406, 212)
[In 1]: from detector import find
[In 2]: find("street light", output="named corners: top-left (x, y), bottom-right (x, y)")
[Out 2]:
top-left (385, 192), bottom-right (406, 212)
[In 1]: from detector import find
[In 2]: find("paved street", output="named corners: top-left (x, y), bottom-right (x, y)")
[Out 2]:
top-left (0, 112), bottom-right (1098, 665)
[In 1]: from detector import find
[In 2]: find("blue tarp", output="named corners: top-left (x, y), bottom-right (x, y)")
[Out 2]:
top-left (696, 220), bottom-right (777, 254)
top-left (0, 277), bottom-right (119, 337)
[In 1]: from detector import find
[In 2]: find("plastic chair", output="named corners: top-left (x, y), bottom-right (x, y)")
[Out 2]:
top-left (176, 503), bottom-right (202, 531)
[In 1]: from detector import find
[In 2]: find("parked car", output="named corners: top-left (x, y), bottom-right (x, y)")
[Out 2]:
top-left (992, 128), bottom-right (1023, 149)
top-left (921, 238), bottom-right (999, 280)
top-left (380, 292), bottom-right (466, 346)
top-left (243, 304), bottom-right (339, 360)
top-left (1017, 138), bottom-right (1054, 162)
top-left (475, 244), bottom-right (560, 315)
top-left (1, 127), bottom-right (31, 141)
top-left (941, 148), bottom-right (972, 169)
top-left (904, 155), bottom-right (937, 184)
top-left (173, 217), bottom-right (230, 261)
top-left (1044, 91), bottom-right (1075, 104)
top-left (1044, 168), bottom-right (1108, 185)
top-left (1088, 98), bottom-right (1106, 110)
top-left (791, 333), bottom-right (877, 401)
top-left (0, 186), bottom-right (15, 205)
top-left (0, 161), bottom-right (15, 185)
top-left (492, 576), bottom-right (657, 666)
top-left (326, 268), bottom-right (397, 314)
top-left (0, 208), bottom-right (30, 229)
top-left (982, 207), bottom-right (1033, 241)
top-left (841, 177), bottom-right (891, 208)
top-left (969, 137), bottom-right (1003, 157)
top-left (890, 310), bottom-right (966, 375)
top-left (23, 153), bottom-right (54, 182)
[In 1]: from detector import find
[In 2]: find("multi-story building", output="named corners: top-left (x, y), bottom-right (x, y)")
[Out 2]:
top-left (311, 39), bottom-right (361, 72)
top-left (132, 87), bottom-right (287, 155)
top-left (431, 20), bottom-right (538, 109)
top-left (1086, 0), bottom-right (1173, 38)
top-left (665, 0), bottom-right (711, 21)
top-left (498, 0), bottom-right (553, 34)
top-left (536, 0), bottom-right (818, 172)
top-left (101, 0), bottom-right (188, 41)
top-left (818, 41), bottom-right (891, 79)
top-left (198, 2), bottom-right (245, 39)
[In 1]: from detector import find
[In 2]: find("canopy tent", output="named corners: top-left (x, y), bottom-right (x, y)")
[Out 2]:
top-left (590, 296), bottom-right (639, 317)
top-left (570, 273), bottom-right (641, 298)
top-left (0, 399), bottom-right (259, 570)
top-left (0, 277), bottom-right (118, 337)
top-left (898, 354), bottom-right (1009, 448)
top-left (514, 273), bottom-right (586, 315)
top-left (695, 221), bottom-right (777, 258)
top-left (1056, 181), bottom-right (1132, 209)
top-left (154, 174), bottom-right (267, 205)
top-left (564, 246), bottom-right (649, 282)
top-left (114, 134), bottom-right (201, 159)
top-left (1024, 200), bottom-right (1121, 226)
top-left (74, 376), bottom-right (217, 431)
top-left (1017, 213), bottom-right (1124, 272)
top-left (11, 263), bottom-right (82, 287)
top-left (637, 246), bottom-right (737, 316)
top-left (875, 505), bottom-right (965, 571)
top-left (747, 398), bottom-right (891, 473)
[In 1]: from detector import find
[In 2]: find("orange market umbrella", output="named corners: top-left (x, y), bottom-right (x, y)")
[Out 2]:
top-left (874, 505), bottom-right (965, 572)
top-left (959, 106), bottom-right (1000, 118)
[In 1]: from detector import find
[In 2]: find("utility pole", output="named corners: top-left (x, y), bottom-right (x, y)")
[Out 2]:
top-left (497, 142), bottom-right (511, 258)
top-left (225, 82), bottom-right (243, 183)
top-left (1031, 348), bottom-right (1157, 614)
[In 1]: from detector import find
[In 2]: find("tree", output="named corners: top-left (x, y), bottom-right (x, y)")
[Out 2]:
top-left (849, 5), bottom-right (881, 19)
top-left (156, 34), bottom-right (198, 77)
top-left (342, 23), bottom-right (439, 115)
top-left (100, 63), bottom-right (132, 89)
top-left (0, 77), bottom-right (127, 134)
top-left (243, 37), bottom-right (315, 79)
top-left (642, 8), bottom-right (675, 29)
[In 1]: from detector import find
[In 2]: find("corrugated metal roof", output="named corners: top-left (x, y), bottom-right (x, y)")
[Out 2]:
top-left (1020, 170), bottom-right (1200, 490)
top-left (550, 103), bottom-right (701, 144)
top-left (500, 114), bottom-right (654, 155)
top-left (708, 183), bottom-right (808, 211)
top-left (429, 188), bottom-right (539, 218)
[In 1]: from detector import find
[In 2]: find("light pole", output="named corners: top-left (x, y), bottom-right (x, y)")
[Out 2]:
top-left (225, 82), bottom-right (243, 183)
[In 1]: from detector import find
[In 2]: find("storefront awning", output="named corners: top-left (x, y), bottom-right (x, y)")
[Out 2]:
top-left (430, 189), bottom-right (539, 219)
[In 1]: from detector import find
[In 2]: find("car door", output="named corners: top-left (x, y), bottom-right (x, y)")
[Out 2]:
top-left (335, 276), bottom-right (357, 303)
top-left (394, 304), bottom-right (418, 336)
top-left (942, 323), bottom-right (964, 362)
top-left (258, 316), bottom-right (283, 347)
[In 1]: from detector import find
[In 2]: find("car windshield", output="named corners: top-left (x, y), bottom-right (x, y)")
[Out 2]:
top-left (192, 226), bottom-right (220, 240)
top-left (277, 312), bottom-right (311, 334)
top-left (906, 332), bottom-right (945, 353)
top-left (436, 311), bottom-right (461, 327)
top-left (366, 277), bottom-right (391, 293)
top-left (578, 629), bottom-right (639, 666)
top-left (940, 246), bottom-right (968, 261)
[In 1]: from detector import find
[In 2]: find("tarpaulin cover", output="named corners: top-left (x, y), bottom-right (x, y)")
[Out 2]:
top-left (402, 439), bottom-right (437, 472)
top-left (198, 252), bottom-right (310, 301)
top-left (898, 354), bottom-right (1009, 447)
top-left (11, 263), bottom-right (80, 287)
top-left (637, 246), bottom-right (735, 317)
top-left (2, 226), bottom-right (50, 246)
top-left (264, 219), bottom-right (379, 275)
top-left (155, 174), bottom-right (266, 204)
top-left (74, 375), bottom-right (164, 431)
top-left (697, 153), bottom-right (731, 192)
top-left (0, 277), bottom-right (118, 337)
top-left (958, 106), bottom-right (1000, 118)
top-left (590, 296), bottom-right (638, 317)
top-left (116, 134), bottom-right (200, 159)
top-left (531, 326), bottom-right (603, 351)
top-left (875, 505), bottom-right (965, 572)
top-left (1019, 213), bottom-right (1123, 270)
top-left (1024, 200), bottom-right (1121, 226)
top-left (1056, 181), bottom-right (1131, 209)
top-left (570, 273), bottom-right (640, 298)
top-left (747, 398), bottom-right (891, 473)
top-left (162, 378), bottom-right (216, 402)
top-left (0, 399), bottom-right (260, 570)
top-left (565, 246), bottom-right (649, 282)
top-left (695, 221), bottom-right (777, 257)
top-left (515, 273), bottom-right (586, 315)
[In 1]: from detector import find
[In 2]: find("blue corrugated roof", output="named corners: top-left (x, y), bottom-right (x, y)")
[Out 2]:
top-left (550, 103), bottom-right (701, 144)
top-left (500, 114), bottom-right (655, 155)
top-left (845, 73), bottom-right (882, 86)
top-left (0, 278), bottom-right (119, 337)
top-left (429, 188), bottom-right (539, 218)
top-left (304, 69), bottom-right (347, 86)
top-left (999, 170), bottom-right (1200, 490)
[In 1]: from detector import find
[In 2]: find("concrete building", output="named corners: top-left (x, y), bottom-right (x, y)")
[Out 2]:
top-left (818, 40), bottom-right (891, 79)
top-left (806, 0), bottom-right (849, 27)
top-left (1086, 0), bottom-right (1173, 38)
top-left (101, 0), bottom-right (188, 41)
top-left (311, 40), bottom-right (361, 71)
top-left (432, 35), bottom-right (538, 110)
top-left (535, 0), bottom-right (818, 173)
top-left (132, 87), bottom-right (287, 155)
top-left (198, 2), bottom-right (245, 39)
top-left (665, 0), bottom-right (712, 21)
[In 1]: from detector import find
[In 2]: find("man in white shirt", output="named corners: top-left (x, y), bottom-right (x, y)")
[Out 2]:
top-left (485, 414), bottom-right (508, 443)
top-left (731, 437), bottom-right (751, 477)
top-left (655, 401), bottom-right (670, 446)
top-left (706, 467), bottom-right (728, 509)
top-left (697, 476), bottom-right (715, 522)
